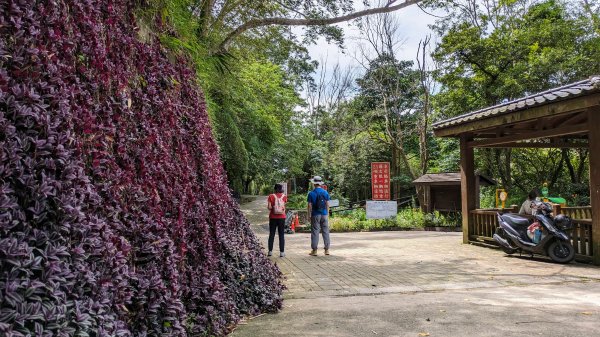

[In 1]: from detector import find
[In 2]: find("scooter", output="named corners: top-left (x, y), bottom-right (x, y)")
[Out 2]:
top-left (493, 200), bottom-right (575, 263)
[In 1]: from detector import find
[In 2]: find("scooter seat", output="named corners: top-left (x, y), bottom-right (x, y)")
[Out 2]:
top-left (500, 214), bottom-right (530, 228)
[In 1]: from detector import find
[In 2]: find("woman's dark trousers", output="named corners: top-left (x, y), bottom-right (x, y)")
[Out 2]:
top-left (268, 218), bottom-right (285, 252)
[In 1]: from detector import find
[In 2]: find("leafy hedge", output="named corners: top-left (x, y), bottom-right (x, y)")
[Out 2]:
top-left (0, 0), bottom-right (282, 336)
top-left (328, 209), bottom-right (460, 232)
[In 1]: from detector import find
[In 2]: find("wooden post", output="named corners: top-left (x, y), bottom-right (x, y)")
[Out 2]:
top-left (552, 203), bottom-right (562, 216)
top-left (460, 135), bottom-right (476, 244)
top-left (424, 185), bottom-right (431, 213)
top-left (588, 110), bottom-right (600, 265)
top-left (475, 174), bottom-right (481, 208)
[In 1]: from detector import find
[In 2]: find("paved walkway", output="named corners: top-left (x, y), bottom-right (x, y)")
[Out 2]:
top-left (233, 196), bottom-right (600, 337)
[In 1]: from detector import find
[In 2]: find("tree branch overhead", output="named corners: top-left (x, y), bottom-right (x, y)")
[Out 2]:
top-left (217, 0), bottom-right (422, 52)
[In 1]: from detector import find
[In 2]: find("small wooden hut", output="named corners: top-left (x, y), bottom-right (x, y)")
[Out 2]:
top-left (413, 173), bottom-right (496, 213)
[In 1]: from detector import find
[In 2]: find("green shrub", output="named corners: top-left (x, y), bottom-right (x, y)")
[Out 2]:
top-left (286, 194), bottom-right (308, 210)
top-left (396, 208), bottom-right (426, 228)
top-left (260, 185), bottom-right (273, 195)
top-left (349, 208), bottom-right (367, 221)
top-left (326, 208), bottom-right (460, 232)
top-left (329, 217), bottom-right (358, 231)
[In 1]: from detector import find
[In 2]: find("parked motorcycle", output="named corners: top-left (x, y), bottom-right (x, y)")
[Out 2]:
top-left (493, 200), bottom-right (575, 263)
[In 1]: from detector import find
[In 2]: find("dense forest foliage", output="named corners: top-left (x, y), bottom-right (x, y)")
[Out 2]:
top-left (1, 0), bottom-right (283, 335)
top-left (149, 0), bottom-right (599, 205)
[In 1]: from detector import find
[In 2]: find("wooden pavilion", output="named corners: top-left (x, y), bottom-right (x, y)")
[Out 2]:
top-left (432, 76), bottom-right (600, 264)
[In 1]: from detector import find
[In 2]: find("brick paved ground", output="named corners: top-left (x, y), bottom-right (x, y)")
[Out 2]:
top-left (234, 196), bottom-right (600, 336)
top-left (264, 229), bottom-right (599, 299)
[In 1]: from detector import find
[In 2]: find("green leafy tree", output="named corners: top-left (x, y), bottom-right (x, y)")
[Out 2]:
top-left (210, 93), bottom-right (249, 192)
top-left (232, 61), bottom-right (302, 191)
top-left (141, 1), bottom-right (428, 194)
top-left (354, 53), bottom-right (424, 197)
top-left (431, 0), bottom-right (600, 118)
top-left (328, 132), bottom-right (390, 201)
top-left (429, 0), bottom-right (598, 200)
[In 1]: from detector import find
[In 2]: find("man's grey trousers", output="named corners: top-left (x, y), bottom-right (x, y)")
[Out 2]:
top-left (311, 214), bottom-right (330, 250)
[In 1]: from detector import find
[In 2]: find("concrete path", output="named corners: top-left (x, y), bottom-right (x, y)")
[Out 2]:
top-left (234, 196), bottom-right (600, 337)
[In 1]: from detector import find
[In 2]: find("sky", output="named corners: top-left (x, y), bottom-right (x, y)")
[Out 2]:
top-left (303, 2), bottom-right (443, 78)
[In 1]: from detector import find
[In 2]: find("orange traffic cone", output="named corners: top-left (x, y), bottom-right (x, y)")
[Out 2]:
top-left (291, 214), bottom-right (298, 232)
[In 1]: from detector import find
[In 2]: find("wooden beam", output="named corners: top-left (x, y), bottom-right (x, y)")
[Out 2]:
top-left (553, 111), bottom-right (587, 127)
top-left (434, 93), bottom-right (600, 137)
top-left (496, 126), bottom-right (506, 137)
top-left (472, 123), bottom-right (545, 137)
top-left (536, 117), bottom-right (550, 130)
top-left (468, 123), bottom-right (588, 148)
top-left (460, 135), bottom-right (476, 244)
top-left (414, 182), bottom-right (461, 186)
top-left (493, 128), bottom-right (538, 136)
top-left (588, 109), bottom-right (600, 265)
top-left (474, 127), bottom-right (585, 138)
top-left (477, 141), bottom-right (589, 149)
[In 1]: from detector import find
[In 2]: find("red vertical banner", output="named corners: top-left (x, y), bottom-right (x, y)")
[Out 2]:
top-left (371, 162), bottom-right (391, 200)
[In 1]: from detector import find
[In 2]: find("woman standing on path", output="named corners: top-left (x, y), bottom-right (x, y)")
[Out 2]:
top-left (267, 183), bottom-right (287, 257)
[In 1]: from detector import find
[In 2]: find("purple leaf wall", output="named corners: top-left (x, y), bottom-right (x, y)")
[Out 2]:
top-left (0, 0), bottom-right (283, 336)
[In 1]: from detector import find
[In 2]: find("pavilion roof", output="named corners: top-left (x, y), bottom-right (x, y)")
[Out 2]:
top-left (433, 76), bottom-right (600, 131)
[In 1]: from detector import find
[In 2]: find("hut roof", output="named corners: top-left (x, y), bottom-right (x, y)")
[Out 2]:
top-left (413, 173), bottom-right (496, 186)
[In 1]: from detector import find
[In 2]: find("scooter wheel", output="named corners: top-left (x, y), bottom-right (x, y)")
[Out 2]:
top-left (547, 241), bottom-right (575, 264)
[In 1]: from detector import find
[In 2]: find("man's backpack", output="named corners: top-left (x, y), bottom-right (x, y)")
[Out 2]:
top-left (272, 194), bottom-right (286, 215)
top-left (314, 191), bottom-right (327, 211)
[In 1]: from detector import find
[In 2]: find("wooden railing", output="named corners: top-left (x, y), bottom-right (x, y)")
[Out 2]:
top-left (570, 220), bottom-right (593, 258)
top-left (558, 206), bottom-right (592, 220)
top-left (470, 210), bottom-right (500, 242)
top-left (559, 206), bottom-right (593, 258)
top-left (470, 206), bottom-right (593, 260)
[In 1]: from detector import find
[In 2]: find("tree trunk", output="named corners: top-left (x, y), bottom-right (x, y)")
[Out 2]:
top-left (503, 148), bottom-right (512, 190)
top-left (549, 154), bottom-right (565, 188)
top-left (562, 149), bottom-right (577, 183)
top-left (416, 36), bottom-right (431, 176)
top-left (576, 149), bottom-right (589, 183)
top-left (415, 185), bottom-right (425, 211)
top-left (199, 0), bottom-right (215, 37)
top-left (243, 178), bottom-right (252, 195)
top-left (494, 149), bottom-right (512, 189)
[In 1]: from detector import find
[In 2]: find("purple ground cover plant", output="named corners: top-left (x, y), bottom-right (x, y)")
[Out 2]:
top-left (0, 0), bottom-right (283, 335)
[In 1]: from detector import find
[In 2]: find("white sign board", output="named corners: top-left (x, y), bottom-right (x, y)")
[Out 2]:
top-left (280, 182), bottom-right (288, 196)
top-left (366, 200), bottom-right (397, 219)
top-left (329, 199), bottom-right (340, 207)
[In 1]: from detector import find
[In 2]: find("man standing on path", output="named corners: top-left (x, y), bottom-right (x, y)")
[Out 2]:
top-left (307, 176), bottom-right (331, 256)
